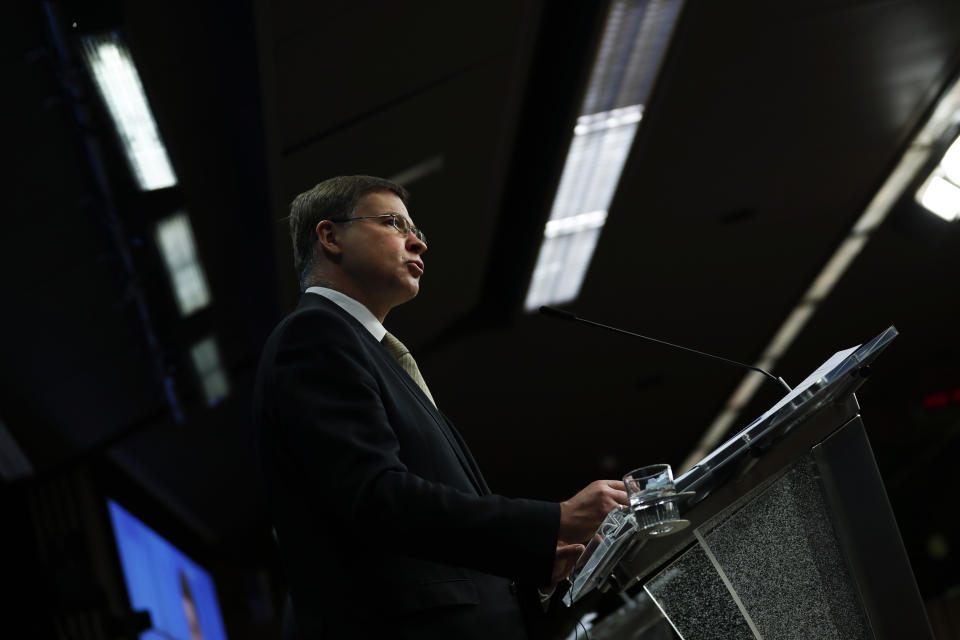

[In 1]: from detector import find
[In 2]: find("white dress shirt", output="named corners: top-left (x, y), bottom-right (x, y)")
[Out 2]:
top-left (305, 287), bottom-right (387, 341)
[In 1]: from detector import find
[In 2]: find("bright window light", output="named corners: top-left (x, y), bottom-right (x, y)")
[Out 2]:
top-left (524, 0), bottom-right (685, 311)
top-left (917, 173), bottom-right (960, 221)
top-left (916, 132), bottom-right (960, 222)
top-left (545, 210), bottom-right (609, 237)
top-left (525, 110), bottom-right (637, 309)
top-left (190, 337), bottom-right (230, 406)
top-left (81, 33), bottom-right (177, 191)
top-left (939, 136), bottom-right (960, 184)
top-left (155, 213), bottom-right (211, 316)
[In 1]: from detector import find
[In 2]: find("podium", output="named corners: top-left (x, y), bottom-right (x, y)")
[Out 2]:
top-left (568, 327), bottom-right (934, 639)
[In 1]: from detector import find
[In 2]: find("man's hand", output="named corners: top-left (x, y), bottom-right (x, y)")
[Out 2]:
top-left (558, 480), bottom-right (629, 544)
top-left (550, 541), bottom-right (586, 585)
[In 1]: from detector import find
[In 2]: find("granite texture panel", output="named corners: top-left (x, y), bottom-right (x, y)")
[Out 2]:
top-left (700, 455), bottom-right (871, 640)
top-left (644, 542), bottom-right (755, 640)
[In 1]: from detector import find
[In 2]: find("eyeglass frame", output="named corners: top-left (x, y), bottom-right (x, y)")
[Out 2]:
top-left (328, 213), bottom-right (427, 245)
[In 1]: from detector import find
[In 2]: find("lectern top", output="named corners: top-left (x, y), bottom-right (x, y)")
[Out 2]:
top-left (676, 325), bottom-right (898, 498)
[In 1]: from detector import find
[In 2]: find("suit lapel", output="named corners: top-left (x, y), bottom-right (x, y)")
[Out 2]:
top-left (303, 295), bottom-right (487, 496)
top-left (439, 410), bottom-right (490, 495)
top-left (377, 348), bottom-right (487, 496)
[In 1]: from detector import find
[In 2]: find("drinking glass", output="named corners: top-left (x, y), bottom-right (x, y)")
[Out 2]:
top-left (623, 464), bottom-right (675, 508)
top-left (623, 464), bottom-right (686, 536)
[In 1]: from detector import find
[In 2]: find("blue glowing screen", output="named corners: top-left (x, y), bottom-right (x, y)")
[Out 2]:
top-left (107, 499), bottom-right (228, 640)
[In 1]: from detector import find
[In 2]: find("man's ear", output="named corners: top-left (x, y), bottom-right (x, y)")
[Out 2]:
top-left (315, 220), bottom-right (343, 258)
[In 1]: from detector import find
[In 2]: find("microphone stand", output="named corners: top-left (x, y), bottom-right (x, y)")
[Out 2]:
top-left (539, 306), bottom-right (792, 394)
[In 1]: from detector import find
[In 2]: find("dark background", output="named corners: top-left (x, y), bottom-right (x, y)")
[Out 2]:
top-left (4, 0), bottom-right (960, 637)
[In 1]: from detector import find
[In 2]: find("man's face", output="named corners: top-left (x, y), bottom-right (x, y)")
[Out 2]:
top-left (335, 190), bottom-right (427, 318)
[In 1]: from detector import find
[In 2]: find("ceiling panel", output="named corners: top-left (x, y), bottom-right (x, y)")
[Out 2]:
top-left (272, 0), bottom-right (531, 148)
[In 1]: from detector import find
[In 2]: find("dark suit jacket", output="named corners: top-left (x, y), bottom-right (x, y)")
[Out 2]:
top-left (254, 293), bottom-right (560, 639)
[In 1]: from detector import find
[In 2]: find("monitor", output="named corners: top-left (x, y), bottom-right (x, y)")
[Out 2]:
top-left (107, 499), bottom-right (229, 640)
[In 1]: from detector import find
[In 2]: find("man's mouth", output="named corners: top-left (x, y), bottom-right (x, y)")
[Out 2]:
top-left (406, 260), bottom-right (424, 276)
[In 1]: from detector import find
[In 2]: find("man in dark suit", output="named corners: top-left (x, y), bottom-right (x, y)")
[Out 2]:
top-left (254, 175), bottom-right (627, 639)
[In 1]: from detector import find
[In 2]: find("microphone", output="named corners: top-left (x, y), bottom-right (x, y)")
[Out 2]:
top-left (539, 306), bottom-right (792, 393)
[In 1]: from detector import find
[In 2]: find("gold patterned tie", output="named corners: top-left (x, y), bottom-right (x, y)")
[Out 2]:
top-left (381, 331), bottom-right (436, 407)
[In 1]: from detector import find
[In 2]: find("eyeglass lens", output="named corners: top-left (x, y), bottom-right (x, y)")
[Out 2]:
top-left (392, 215), bottom-right (426, 244)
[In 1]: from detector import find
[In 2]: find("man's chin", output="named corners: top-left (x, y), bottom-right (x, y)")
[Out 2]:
top-left (393, 280), bottom-right (420, 304)
top-left (405, 275), bottom-right (421, 295)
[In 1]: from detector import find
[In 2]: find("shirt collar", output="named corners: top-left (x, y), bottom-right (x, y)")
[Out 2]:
top-left (305, 287), bottom-right (387, 342)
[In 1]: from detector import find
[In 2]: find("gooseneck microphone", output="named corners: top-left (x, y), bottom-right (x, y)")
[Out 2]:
top-left (539, 306), bottom-right (792, 393)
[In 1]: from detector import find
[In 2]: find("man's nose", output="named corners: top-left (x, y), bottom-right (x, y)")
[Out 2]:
top-left (406, 233), bottom-right (427, 254)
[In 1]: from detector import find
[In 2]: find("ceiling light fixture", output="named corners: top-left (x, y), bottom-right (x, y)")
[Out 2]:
top-left (80, 32), bottom-right (177, 191)
top-left (190, 337), bottom-right (230, 406)
top-left (389, 155), bottom-right (445, 187)
top-left (155, 212), bottom-right (211, 316)
top-left (524, 0), bottom-right (685, 311)
top-left (916, 132), bottom-right (960, 221)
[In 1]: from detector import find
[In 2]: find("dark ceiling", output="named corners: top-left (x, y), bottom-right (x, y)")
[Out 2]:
top-left (6, 0), bottom-right (960, 613)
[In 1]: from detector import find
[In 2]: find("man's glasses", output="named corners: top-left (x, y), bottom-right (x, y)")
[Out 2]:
top-left (330, 214), bottom-right (426, 245)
